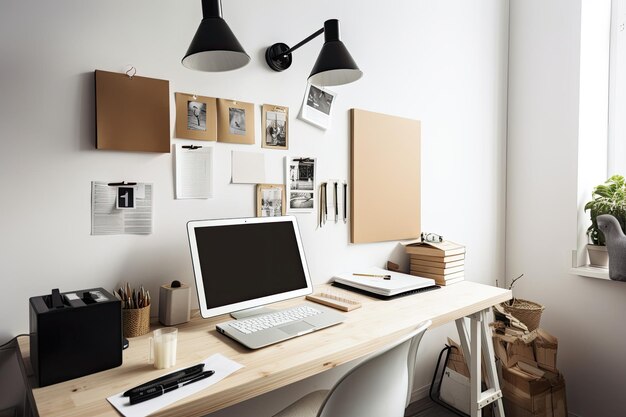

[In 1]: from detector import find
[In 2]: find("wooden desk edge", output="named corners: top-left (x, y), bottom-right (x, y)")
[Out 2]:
top-left (17, 281), bottom-right (511, 417)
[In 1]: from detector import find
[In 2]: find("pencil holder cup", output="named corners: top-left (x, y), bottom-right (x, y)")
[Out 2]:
top-left (122, 305), bottom-right (151, 338)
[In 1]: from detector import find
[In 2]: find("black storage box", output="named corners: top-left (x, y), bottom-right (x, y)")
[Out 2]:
top-left (29, 288), bottom-right (122, 387)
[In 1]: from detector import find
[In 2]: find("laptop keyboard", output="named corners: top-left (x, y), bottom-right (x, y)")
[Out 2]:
top-left (229, 305), bottom-right (322, 334)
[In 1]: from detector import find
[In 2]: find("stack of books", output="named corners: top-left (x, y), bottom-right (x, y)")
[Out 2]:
top-left (404, 240), bottom-right (465, 285)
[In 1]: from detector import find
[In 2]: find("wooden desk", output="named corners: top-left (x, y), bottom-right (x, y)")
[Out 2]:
top-left (18, 281), bottom-right (511, 417)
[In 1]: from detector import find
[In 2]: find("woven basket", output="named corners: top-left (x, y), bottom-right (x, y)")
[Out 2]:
top-left (502, 298), bottom-right (545, 331)
top-left (122, 305), bottom-right (151, 338)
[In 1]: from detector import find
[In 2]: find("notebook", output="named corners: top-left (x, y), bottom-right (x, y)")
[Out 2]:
top-left (332, 267), bottom-right (437, 297)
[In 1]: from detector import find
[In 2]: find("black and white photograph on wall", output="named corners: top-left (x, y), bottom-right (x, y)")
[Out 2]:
top-left (289, 192), bottom-right (314, 210)
top-left (175, 93), bottom-right (217, 141)
top-left (256, 184), bottom-right (285, 217)
top-left (262, 104), bottom-right (288, 150)
top-left (286, 156), bottom-right (316, 212)
top-left (229, 107), bottom-right (246, 135)
top-left (307, 85), bottom-right (333, 115)
top-left (187, 101), bottom-right (207, 131)
top-left (299, 83), bottom-right (337, 130)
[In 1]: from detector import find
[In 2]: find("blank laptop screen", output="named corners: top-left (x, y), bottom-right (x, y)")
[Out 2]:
top-left (188, 217), bottom-right (311, 316)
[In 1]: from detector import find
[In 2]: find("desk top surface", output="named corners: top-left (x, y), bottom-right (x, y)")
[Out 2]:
top-left (18, 281), bottom-right (510, 417)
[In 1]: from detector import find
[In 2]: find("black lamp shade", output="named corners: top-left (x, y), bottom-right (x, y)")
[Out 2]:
top-left (308, 20), bottom-right (362, 86)
top-left (182, 0), bottom-right (250, 72)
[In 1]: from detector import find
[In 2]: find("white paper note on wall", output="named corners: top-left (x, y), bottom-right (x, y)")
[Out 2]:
top-left (175, 144), bottom-right (213, 199)
top-left (231, 151), bottom-right (266, 184)
top-left (91, 182), bottom-right (153, 235)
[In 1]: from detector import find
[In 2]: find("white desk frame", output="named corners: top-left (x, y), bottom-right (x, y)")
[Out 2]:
top-left (456, 309), bottom-right (505, 417)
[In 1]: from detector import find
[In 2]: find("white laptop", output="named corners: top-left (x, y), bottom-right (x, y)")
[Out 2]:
top-left (187, 216), bottom-right (345, 349)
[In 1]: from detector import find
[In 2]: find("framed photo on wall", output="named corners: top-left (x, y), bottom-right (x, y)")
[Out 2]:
top-left (286, 156), bottom-right (316, 213)
top-left (256, 184), bottom-right (286, 217)
top-left (299, 83), bottom-right (336, 130)
top-left (217, 98), bottom-right (255, 144)
top-left (261, 104), bottom-right (288, 150)
top-left (175, 92), bottom-right (217, 141)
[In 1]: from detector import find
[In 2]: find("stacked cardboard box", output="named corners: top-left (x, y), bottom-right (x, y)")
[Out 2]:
top-left (404, 240), bottom-right (465, 285)
top-left (492, 305), bottom-right (567, 417)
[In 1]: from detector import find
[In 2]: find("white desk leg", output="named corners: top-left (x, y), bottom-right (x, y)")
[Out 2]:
top-left (455, 309), bottom-right (505, 417)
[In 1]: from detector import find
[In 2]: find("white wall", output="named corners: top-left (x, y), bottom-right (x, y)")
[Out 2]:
top-left (507, 1), bottom-right (626, 416)
top-left (0, 0), bottom-right (509, 415)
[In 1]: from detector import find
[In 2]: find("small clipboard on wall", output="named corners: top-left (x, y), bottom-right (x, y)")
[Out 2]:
top-left (175, 92), bottom-right (218, 141)
top-left (217, 98), bottom-right (255, 144)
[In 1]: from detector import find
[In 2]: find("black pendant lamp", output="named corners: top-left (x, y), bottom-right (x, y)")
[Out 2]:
top-left (182, 0), bottom-right (250, 72)
top-left (265, 19), bottom-right (362, 86)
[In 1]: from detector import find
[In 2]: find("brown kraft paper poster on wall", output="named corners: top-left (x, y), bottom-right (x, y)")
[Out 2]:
top-left (217, 98), bottom-right (255, 144)
top-left (95, 70), bottom-right (170, 153)
top-left (350, 108), bottom-right (421, 243)
top-left (175, 92), bottom-right (217, 141)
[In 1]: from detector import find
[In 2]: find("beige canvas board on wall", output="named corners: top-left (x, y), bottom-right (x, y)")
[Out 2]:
top-left (350, 108), bottom-right (421, 243)
top-left (175, 92), bottom-right (217, 141)
top-left (95, 70), bottom-right (170, 153)
top-left (217, 98), bottom-right (255, 144)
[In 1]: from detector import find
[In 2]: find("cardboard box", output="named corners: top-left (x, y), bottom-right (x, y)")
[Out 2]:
top-left (493, 334), bottom-right (536, 368)
top-left (501, 366), bottom-right (554, 396)
top-left (447, 338), bottom-right (487, 380)
top-left (501, 366), bottom-right (567, 417)
top-left (493, 328), bottom-right (558, 371)
top-left (533, 328), bottom-right (558, 372)
top-left (502, 383), bottom-right (567, 417)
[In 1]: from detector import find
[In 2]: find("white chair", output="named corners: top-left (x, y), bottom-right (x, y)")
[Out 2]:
top-left (273, 320), bottom-right (431, 417)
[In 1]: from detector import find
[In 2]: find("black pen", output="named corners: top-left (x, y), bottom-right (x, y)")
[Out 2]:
top-left (323, 183), bottom-right (328, 223)
top-left (129, 370), bottom-right (215, 405)
top-left (334, 182), bottom-right (338, 222)
top-left (343, 182), bottom-right (347, 223)
top-left (123, 364), bottom-right (205, 397)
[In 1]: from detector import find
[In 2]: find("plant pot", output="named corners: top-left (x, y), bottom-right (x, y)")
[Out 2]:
top-left (587, 244), bottom-right (608, 268)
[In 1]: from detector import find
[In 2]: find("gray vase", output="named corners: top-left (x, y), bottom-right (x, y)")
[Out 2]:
top-left (597, 214), bottom-right (626, 281)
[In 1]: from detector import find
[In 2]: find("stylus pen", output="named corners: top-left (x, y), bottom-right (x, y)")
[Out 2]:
top-left (123, 364), bottom-right (205, 397)
top-left (353, 273), bottom-right (392, 280)
top-left (129, 370), bottom-right (215, 405)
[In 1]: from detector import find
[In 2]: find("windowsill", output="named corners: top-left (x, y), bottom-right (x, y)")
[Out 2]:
top-left (570, 265), bottom-right (610, 280)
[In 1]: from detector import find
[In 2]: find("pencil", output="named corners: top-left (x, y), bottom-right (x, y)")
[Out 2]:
top-left (353, 273), bottom-right (392, 280)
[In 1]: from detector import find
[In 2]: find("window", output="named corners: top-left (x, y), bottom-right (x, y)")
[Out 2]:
top-left (608, 0), bottom-right (626, 175)
top-left (572, 0), bottom-right (611, 278)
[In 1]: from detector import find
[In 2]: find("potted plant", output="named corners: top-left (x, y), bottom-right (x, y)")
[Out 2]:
top-left (584, 175), bottom-right (626, 267)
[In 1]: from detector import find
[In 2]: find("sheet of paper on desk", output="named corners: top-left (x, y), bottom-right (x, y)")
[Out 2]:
top-left (107, 354), bottom-right (243, 417)
top-left (175, 144), bottom-right (214, 199)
